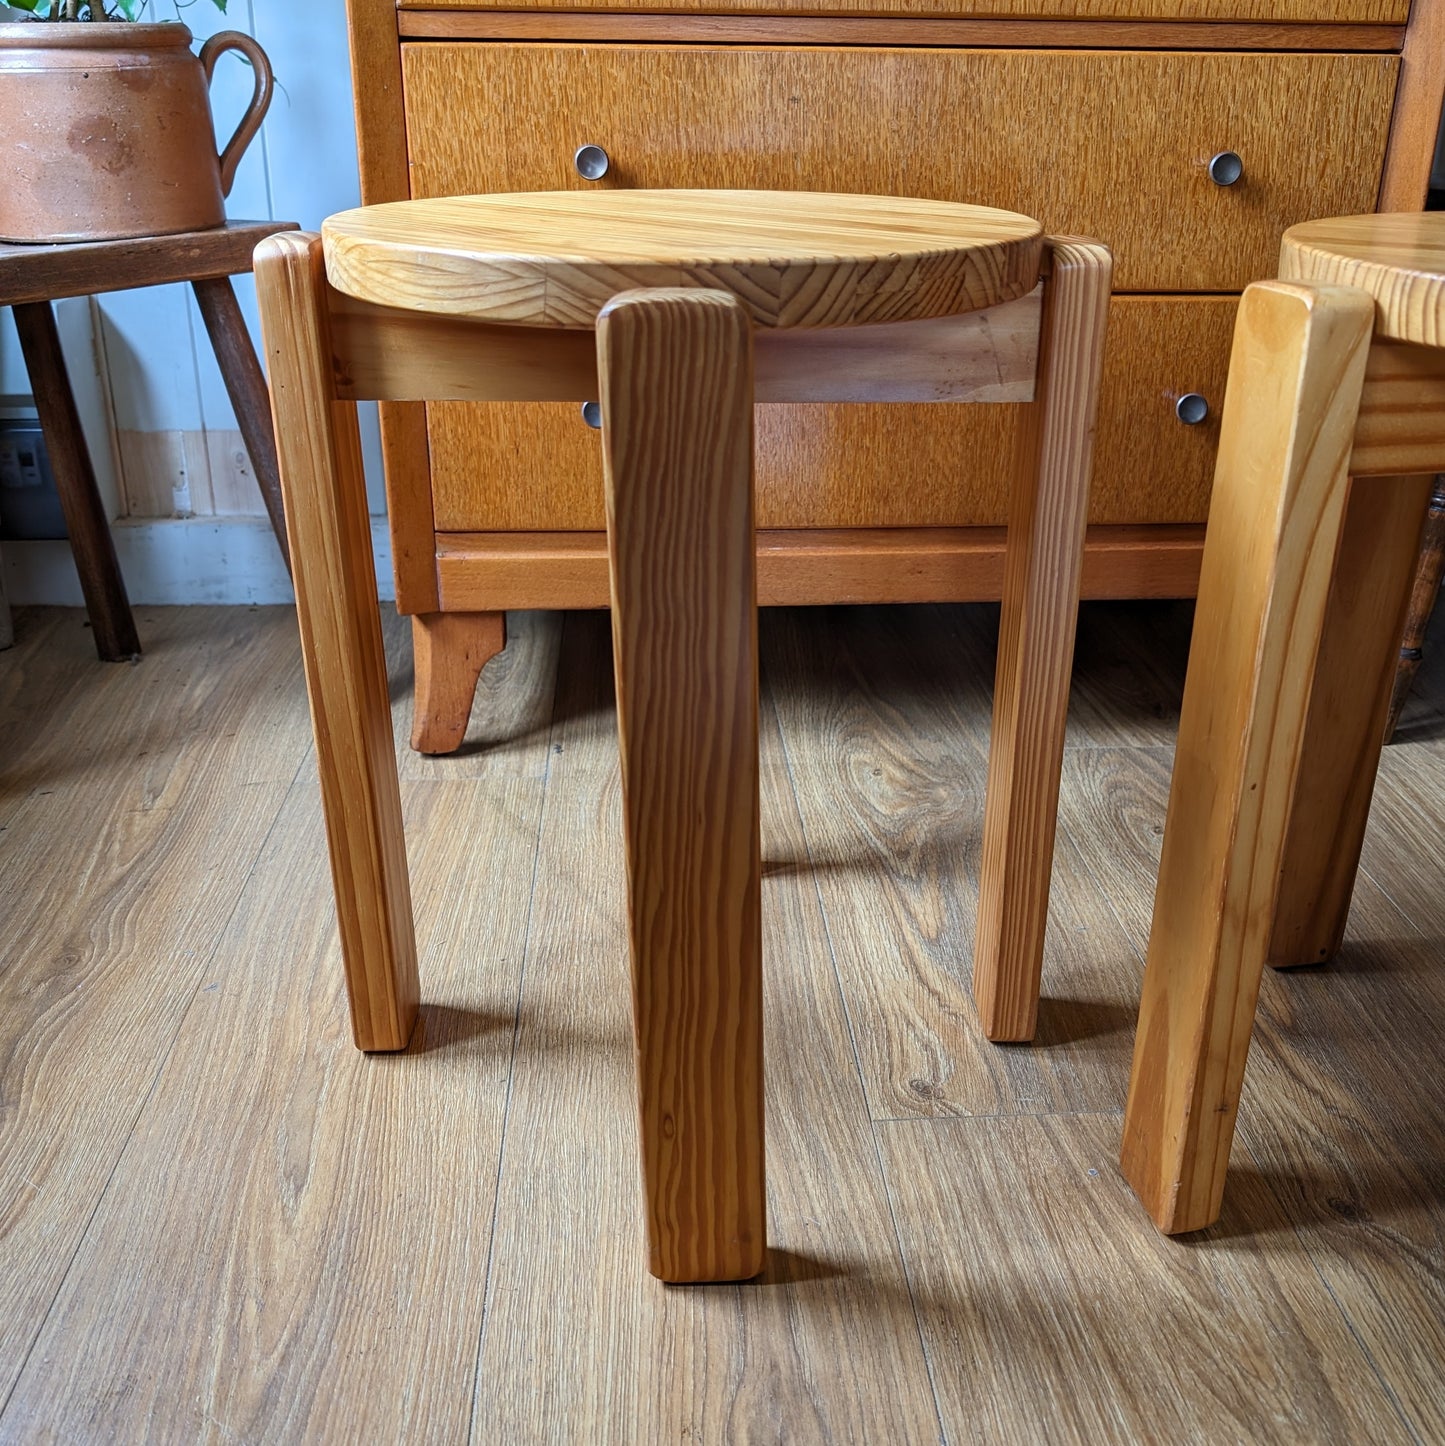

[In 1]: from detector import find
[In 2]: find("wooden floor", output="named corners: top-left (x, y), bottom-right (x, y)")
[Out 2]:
top-left (2, 598), bottom-right (1444, 1444)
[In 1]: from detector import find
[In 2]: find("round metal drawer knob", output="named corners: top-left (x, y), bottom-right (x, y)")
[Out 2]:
top-left (1176, 393), bottom-right (1210, 425)
top-left (581, 401), bottom-right (603, 429)
top-left (574, 144), bottom-right (610, 181)
top-left (1208, 150), bottom-right (1244, 187)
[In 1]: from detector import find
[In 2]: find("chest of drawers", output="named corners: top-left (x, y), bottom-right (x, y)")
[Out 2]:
top-left (344, 0), bottom-right (1444, 745)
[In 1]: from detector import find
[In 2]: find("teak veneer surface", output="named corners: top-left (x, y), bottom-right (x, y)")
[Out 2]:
top-left (387, 37), bottom-right (1401, 617)
top-left (401, 0), bottom-right (1408, 23)
top-left (396, 12), bottom-right (1407, 46)
top-left (323, 190), bottom-right (1043, 329)
top-left (428, 295), bottom-right (1236, 533)
top-left (430, 524), bottom-right (1206, 608)
top-left (401, 46), bottom-right (1396, 296)
top-left (1281, 212), bottom-right (1445, 347)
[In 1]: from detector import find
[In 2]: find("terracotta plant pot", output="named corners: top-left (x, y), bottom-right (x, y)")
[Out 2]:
top-left (0, 22), bottom-right (272, 244)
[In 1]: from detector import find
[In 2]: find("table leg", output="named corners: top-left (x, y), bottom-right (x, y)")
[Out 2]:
top-left (192, 274), bottom-right (291, 574)
top-left (973, 239), bottom-right (1112, 1041)
top-left (12, 301), bottom-right (139, 661)
top-left (1121, 280), bottom-right (1374, 1234)
top-left (1268, 474), bottom-right (1431, 967)
top-left (598, 287), bottom-right (765, 1283)
top-left (410, 611), bottom-right (507, 754)
top-left (254, 232), bottom-right (419, 1053)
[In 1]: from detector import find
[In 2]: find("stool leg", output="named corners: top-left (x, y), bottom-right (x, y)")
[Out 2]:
top-left (597, 288), bottom-right (765, 1283)
top-left (410, 610), bottom-right (507, 755)
top-left (254, 232), bottom-right (419, 1053)
top-left (1267, 473), bottom-right (1432, 967)
top-left (1120, 281), bottom-right (1375, 1234)
top-left (12, 300), bottom-right (140, 662)
top-left (192, 275), bottom-right (292, 575)
top-left (974, 239), bottom-right (1112, 1042)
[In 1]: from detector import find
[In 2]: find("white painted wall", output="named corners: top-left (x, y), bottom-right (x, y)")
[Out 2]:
top-left (3, 3), bottom-right (387, 605)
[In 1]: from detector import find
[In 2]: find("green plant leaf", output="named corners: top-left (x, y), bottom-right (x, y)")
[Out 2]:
top-left (113, 0), bottom-right (141, 16)
top-left (2, 0), bottom-right (50, 12)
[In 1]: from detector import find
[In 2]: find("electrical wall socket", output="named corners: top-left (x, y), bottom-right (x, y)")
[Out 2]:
top-left (0, 419), bottom-right (68, 541)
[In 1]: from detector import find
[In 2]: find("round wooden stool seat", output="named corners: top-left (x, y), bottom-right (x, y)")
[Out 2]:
top-left (321, 189), bottom-right (1043, 330)
top-left (1281, 212), bottom-right (1445, 347)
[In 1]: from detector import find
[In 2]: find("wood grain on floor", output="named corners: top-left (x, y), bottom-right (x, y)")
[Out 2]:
top-left (2, 598), bottom-right (1442, 1443)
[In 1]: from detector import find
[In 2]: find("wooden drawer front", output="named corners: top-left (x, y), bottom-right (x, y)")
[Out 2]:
top-left (402, 0), bottom-right (1407, 27)
top-left (403, 45), bottom-right (1395, 295)
top-left (428, 295), bottom-right (1236, 532)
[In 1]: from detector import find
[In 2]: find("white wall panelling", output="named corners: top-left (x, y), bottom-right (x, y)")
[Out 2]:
top-left (5, 516), bottom-right (394, 607)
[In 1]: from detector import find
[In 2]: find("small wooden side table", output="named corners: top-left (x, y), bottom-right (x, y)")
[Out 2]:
top-left (0, 220), bottom-right (298, 659)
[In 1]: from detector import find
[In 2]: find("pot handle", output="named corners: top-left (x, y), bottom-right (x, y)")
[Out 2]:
top-left (199, 32), bottom-right (275, 199)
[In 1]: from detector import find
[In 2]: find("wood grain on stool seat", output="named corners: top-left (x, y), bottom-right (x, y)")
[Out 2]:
top-left (321, 190), bottom-right (1043, 328)
top-left (1281, 212), bottom-right (1445, 346)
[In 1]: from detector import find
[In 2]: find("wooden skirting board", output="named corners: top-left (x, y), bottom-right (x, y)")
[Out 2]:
top-left (433, 524), bottom-right (1205, 610)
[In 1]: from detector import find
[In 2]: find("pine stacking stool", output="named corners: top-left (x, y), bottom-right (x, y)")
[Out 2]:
top-left (253, 191), bottom-right (1112, 1282)
top-left (1122, 212), bottom-right (1445, 1237)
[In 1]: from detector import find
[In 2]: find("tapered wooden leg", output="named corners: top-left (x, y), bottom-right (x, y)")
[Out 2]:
top-left (1384, 476), bottom-right (1445, 742)
top-left (597, 288), bottom-right (765, 1283)
top-left (1121, 281), bottom-right (1375, 1234)
top-left (409, 610), bottom-right (507, 754)
top-left (193, 275), bottom-right (292, 574)
top-left (254, 232), bottom-right (419, 1053)
top-left (13, 301), bottom-right (140, 662)
top-left (1267, 473), bottom-right (1431, 967)
top-left (974, 239), bottom-right (1112, 1042)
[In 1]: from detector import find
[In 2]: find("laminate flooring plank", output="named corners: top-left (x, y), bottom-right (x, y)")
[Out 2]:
top-left (1053, 744), bottom-right (1173, 949)
top-left (0, 608), bottom-right (85, 828)
top-left (1356, 744), bottom-right (1445, 929)
top-left (0, 773), bottom-right (543, 1444)
top-left (0, 608), bottom-right (314, 1408)
top-left (536, 608), bottom-right (636, 782)
top-left (913, 598), bottom-right (1193, 751)
top-left (388, 608), bottom-right (562, 780)
top-left (0, 608), bottom-right (78, 764)
top-left (0, 772), bottom-right (293, 1414)
top-left (1255, 747), bottom-right (1445, 1443)
top-left (1059, 741), bottom-right (1445, 1441)
top-left (471, 610), bottom-right (942, 1444)
top-left (1, 605), bottom-right (309, 820)
top-left (8, 598), bottom-right (1445, 1443)
top-left (1061, 598), bottom-right (1193, 750)
top-left (1232, 881), bottom-right (1445, 1445)
top-left (764, 605), bottom-right (1145, 1121)
top-left (877, 1113), bottom-right (1411, 1445)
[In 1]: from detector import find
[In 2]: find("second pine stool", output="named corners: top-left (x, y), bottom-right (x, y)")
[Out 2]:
top-left (1122, 212), bottom-right (1445, 1236)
